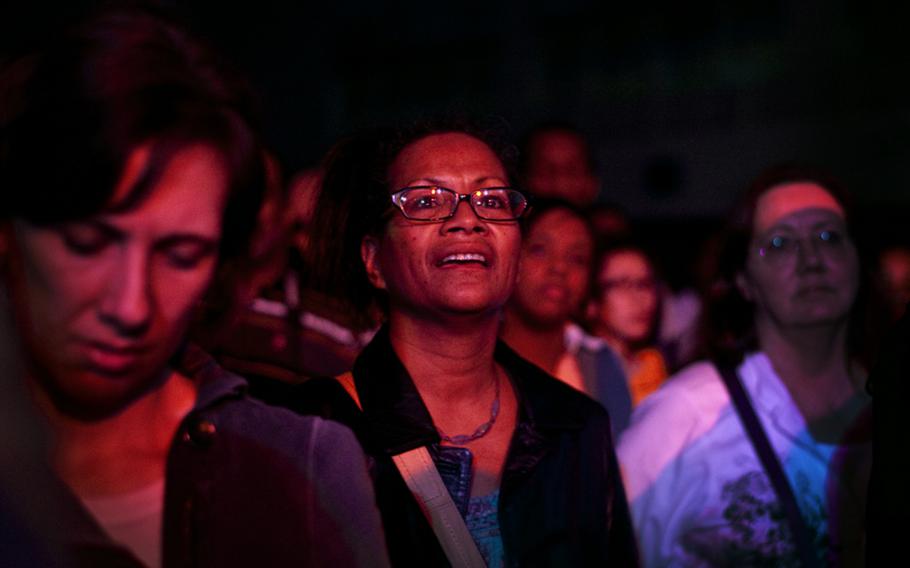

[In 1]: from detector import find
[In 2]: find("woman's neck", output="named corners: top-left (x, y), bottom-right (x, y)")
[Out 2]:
top-left (755, 315), bottom-right (865, 427)
top-left (499, 311), bottom-right (566, 374)
top-left (34, 370), bottom-right (197, 497)
top-left (388, 310), bottom-right (503, 401)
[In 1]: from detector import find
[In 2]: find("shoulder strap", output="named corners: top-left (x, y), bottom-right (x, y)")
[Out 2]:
top-left (334, 374), bottom-right (487, 567)
top-left (714, 362), bottom-right (820, 568)
top-left (393, 448), bottom-right (487, 568)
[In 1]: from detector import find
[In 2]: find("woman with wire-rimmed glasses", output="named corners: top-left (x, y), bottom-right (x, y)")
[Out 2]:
top-left (275, 121), bottom-right (638, 567)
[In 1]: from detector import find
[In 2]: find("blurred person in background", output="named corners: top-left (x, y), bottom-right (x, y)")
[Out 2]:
top-left (520, 123), bottom-right (601, 206)
top-left (588, 201), bottom-right (632, 247)
top-left (865, 290), bottom-right (910, 565)
top-left (500, 198), bottom-right (631, 435)
top-left (0, 8), bottom-right (386, 567)
top-left (587, 242), bottom-right (668, 408)
top-left (876, 243), bottom-right (910, 322)
top-left (618, 165), bottom-right (875, 566)
top-left (215, 161), bottom-right (371, 382)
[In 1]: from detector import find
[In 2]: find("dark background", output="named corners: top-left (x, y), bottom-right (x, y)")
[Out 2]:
top-left (5, 0), bottom-right (909, 284)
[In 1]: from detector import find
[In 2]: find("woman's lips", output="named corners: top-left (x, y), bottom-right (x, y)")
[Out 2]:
top-left (540, 284), bottom-right (568, 302)
top-left (796, 284), bottom-right (835, 297)
top-left (83, 342), bottom-right (145, 374)
top-left (437, 252), bottom-right (489, 267)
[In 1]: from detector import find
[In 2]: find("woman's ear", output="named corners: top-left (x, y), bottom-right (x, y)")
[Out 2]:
top-left (361, 235), bottom-right (387, 290)
top-left (734, 271), bottom-right (754, 302)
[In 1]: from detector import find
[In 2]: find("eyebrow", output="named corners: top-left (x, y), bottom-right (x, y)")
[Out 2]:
top-left (156, 234), bottom-right (220, 248)
top-left (89, 219), bottom-right (219, 247)
top-left (403, 176), bottom-right (509, 187)
top-left (762, 216), bottom-right (847, 234)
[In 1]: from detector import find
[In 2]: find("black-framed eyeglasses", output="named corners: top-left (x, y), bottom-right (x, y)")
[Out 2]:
top-left (390, 186), bottom-right (530, 222)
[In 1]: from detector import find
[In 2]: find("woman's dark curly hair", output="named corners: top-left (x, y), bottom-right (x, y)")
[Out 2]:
top-left (701, 164), bottom-right (883, 369)
top-left (0, 6), bottom-right (266, 348)
top-left (305, 116), bottom-right (520, 331)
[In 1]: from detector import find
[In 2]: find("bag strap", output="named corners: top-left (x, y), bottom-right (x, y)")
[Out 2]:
top-left (714, 362), bottom-right (820, 568)
top-left (335, 373), bottom-right (487, 568)
top-left (393, 448), bottom-right (487, 568)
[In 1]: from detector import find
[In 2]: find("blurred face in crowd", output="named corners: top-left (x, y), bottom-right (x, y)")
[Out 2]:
top-left (879, 246), bottom-right (910, 320)
top-left (738, 181), bottom-right (859, 331)
top-left (525, 130), bottom-right (599, 206)
top-left (5, 144), bottom-right (228, 418)
top-left (593, 249), bottom-right (659, 346)
top-left (286, 167), bottom-right (323, 255)
top-left (362, 133), bottom-right (521, 320)
top-left (509, 208), bottom-right (593, 328)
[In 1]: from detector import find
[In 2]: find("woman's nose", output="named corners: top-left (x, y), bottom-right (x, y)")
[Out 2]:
top-left (796, 237), bottom-right (825, 271)
top-left (99, 248), bottom-right (153, 336)
top-left (443, 196), bottom-right (486, 233)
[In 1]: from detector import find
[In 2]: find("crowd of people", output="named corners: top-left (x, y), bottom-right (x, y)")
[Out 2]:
top-left (1, 6), bottom-right (903, 568)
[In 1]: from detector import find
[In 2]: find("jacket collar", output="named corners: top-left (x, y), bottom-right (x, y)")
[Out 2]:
top-left (176, 343), bottom-right (248, 412)
top-left (352, 326), bottom-right (587, 458)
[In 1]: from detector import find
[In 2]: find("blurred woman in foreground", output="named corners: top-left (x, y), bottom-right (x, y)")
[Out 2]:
top-left (0, 8), bottom-right (386, 566)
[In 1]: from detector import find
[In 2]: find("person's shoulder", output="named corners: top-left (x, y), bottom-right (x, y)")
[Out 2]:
top-left (624, 359), bottom-right (729, 432)
top-left (654, 360), bottom-right (725, 401)
top-left (213, 389), bottom-right (339, 438)
top-left (211, 390), bottom-right (368, 468)
top-left (618, 360), bottom-right (729, 498)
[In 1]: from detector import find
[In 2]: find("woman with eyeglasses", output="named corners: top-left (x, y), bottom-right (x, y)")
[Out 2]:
top-left (586, 242), bottom-right (668, 409)
top-left (618, 166), bottom-right (875, 567)
top-left (0, 8), bottom-right (387, 566)
top-left (288, 122), bottom-right (637, 566)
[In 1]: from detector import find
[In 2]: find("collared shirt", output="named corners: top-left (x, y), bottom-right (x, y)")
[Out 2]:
top-left (563, 323), bottom-right (633, 436)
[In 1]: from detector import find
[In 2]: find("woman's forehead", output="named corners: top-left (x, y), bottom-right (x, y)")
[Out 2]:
top-left (753, 181), bottom-right (844, 234)
top-left (389, 132), bottom-right (506, 187)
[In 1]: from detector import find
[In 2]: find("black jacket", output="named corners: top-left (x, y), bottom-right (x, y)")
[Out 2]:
top-left (260, 327), bottom-right (639, 567)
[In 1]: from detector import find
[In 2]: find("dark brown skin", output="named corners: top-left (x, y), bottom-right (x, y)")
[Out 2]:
top-left (361, 133), bottom-right (521, 497)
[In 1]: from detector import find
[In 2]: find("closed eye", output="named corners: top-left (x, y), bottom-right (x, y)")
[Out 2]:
top-left (59, 222), bottom-right (121, 255)
top-left (157, 236), bottom-right (218, 269)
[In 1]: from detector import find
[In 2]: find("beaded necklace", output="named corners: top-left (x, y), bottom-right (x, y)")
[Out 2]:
top-left (437, 370), bottom-right (501, 445)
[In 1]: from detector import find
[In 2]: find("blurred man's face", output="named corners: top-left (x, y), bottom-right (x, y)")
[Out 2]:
top-left (525, 130), bottom-right (599, 206)
top-left (6, 144), bottom-right (228, 419)
top-left (879, 247), bottom-right (910, 320)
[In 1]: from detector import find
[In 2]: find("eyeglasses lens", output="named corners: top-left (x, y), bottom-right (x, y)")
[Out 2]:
top-left (396, 187), bottom-right (527, 221)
